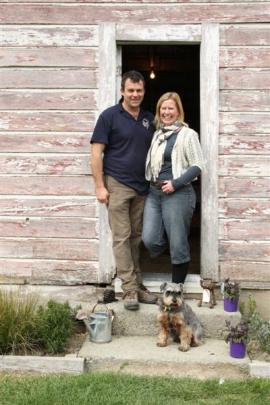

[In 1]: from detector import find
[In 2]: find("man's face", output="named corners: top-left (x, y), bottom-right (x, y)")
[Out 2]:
top-left (121, 79), bottom-right (145, 109)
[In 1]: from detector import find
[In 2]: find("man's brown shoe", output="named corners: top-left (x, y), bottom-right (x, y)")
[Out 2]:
top-left (138, 285), bottom-right (158, 304)
top-left (123, 290), bottom-right (139, 311)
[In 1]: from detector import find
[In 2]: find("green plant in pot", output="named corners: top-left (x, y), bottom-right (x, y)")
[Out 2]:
top-left (225, 319), bottom-right (249, 358)
top-left (223, 278), bottom-right (240, 312)
top-left (241, 294), bottom-right (270, 361)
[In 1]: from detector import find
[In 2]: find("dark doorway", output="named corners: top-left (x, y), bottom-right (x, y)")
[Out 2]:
top-left (122, 44), bottom-right (201, 275)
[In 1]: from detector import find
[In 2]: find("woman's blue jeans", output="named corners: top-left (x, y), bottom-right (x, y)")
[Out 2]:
top-left (142, 184), bottom-right (196, 264)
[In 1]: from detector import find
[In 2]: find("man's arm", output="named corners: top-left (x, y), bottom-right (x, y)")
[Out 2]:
top-left (91, 143), bottom-right (109, 204)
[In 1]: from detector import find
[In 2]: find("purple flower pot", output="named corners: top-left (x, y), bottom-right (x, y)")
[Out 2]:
top-left (224, 297), bottom-right (238, 312)
top-left (230, 341), bottom-right (246, 358)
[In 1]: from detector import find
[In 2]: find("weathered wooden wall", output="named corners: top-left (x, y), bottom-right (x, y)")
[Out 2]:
top-left (219, 21), bottom-right (270, 286)
top-left (0, 1), bottom-right (269, 287)
top-left (0, 18), bottom-right (99, 285)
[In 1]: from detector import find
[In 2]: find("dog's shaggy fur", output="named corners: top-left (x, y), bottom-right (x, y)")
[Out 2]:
top-left (157, 282), bottom-right (204, 351)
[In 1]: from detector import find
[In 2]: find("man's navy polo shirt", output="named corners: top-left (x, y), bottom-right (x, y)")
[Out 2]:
top-left (91, 103), bottom-right (154, 195)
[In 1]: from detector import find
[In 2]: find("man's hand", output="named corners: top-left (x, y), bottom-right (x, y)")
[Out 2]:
top-left (96, 186), bottom-right (109, 204)
top-left (91, 143), bottom-right (109, 203)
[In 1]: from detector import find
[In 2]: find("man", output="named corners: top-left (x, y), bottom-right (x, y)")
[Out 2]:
top-left (91, 70), bottom-right (157, 310)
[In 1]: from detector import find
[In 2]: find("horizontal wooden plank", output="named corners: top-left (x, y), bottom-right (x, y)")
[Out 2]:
top-left (0, 25), bottom-right (98, 47)
top-left (0, 175), bottom-right (94, 196)
top-left (220, 112), bottom-right (270, 133)
top-left (2, 0), bottom-right (267, 3)
top-left (220, 90), bottom-right (270, 112)
top-left (219, 241), bottom-right (270, 262)
top-left (0, 90), bottom-right (97, 110)
top-left (220, 261), bottom-right (270, 282)
top-left (32, 262), bottom-right (99, 285)
top-left (219, 134), bottom-right (270, 155)
top-left (0, 238), bottom-right (98, 260)
top-left (0, 154), bottom-right (90, 175)
top-left (0, 197), bottom-right (97, 217)
top-left (0, 69), bottom-right (97, 89)
top-left (219, 177), bottom-right (270, 198)
top-left (0, 4), bottom-right (269, 24)
top-left (220, 47), bottom-right (270, 68)
top-left (219, 198), bottom-right (270, 218)
top-left (223, 280), bottom-right (270, 289)
top-left (0, 47), bottom-right (98, 68)
top-left (219, 155), bottom-right (270, 177)
top-left (0, 285), bottom-right (100, 302)
top-left (0, 217), bottom-right (98, 239)
top-left (116, 24), bottom-right (201, 42)
top-left (220, 69), bottom-right (270, 90)
top-left (0, 133), bottom-right (90, 153)
top-left (220, 219), bottom-right (270, 240)
top-left (0, 264), bottom-right (31, 284)
top-left (0, 112), bottom-right (94, 132)
top-left (221, 24), bottom-right (270, 46)
top-left (0, 259), bottom-right (99, 285)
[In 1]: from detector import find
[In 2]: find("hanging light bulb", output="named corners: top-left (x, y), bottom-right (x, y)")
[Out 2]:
top-left (149, 46), bottom-right (156, 80)
top-left (150, 69), bottom-right (156, 80)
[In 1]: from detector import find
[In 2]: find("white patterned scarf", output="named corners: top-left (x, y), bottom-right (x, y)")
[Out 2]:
top-left (148, 121), bottom-right (182, 181)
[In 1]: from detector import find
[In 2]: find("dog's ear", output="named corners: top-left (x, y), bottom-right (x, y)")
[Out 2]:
top-left (160, 282), bottom-right (167, 292)
top-left (178, 283), bottom-right (184, 293)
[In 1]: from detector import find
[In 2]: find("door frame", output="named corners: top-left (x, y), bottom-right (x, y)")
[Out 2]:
top-left (96, 23), bottom-right (219, 283)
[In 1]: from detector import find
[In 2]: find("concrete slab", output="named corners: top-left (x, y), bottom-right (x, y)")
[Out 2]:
top-left (0, 355), bottom-right (85, 374)
top-left (250, 360), bottom-right (270, 378)
top-left (80, 336), bottom-right (249, 379)
top-left (104, 300), bottom-right (241, 339)
top-left (115, 273), bottom-right (204, 294)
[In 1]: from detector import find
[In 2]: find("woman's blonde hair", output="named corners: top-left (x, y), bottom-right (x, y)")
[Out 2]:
top-left (154, 92), bottom-right (187, 129)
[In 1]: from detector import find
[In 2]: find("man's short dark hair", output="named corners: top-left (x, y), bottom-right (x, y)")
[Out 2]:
top-left (121, 70), bottom-right (145, 91)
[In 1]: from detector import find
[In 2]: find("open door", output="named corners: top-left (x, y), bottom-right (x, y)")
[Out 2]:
top-left (121, 44), bottom-right (201, 281)
top-left (97, 23), bottom-right (219, 291)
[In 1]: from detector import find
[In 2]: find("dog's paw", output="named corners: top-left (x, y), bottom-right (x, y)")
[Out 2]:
top-left (178, 344), bottom-right (190, 352)
top-left (191, 341), bottom-right (199, 347)
top-left (157, 342), bottom-right (167, 347)
top-left (195, 340), bottom-right (204, 347)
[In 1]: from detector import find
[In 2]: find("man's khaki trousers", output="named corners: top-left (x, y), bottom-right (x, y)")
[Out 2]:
top-left (105, 176), bottom-right (145, 292)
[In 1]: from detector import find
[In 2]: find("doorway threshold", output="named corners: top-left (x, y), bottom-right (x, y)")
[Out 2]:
top-left (114, 273), bottom-right (203, 294)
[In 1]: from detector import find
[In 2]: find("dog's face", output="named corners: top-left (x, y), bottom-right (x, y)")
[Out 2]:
top-left (160, 282), bottom-right (184, 307)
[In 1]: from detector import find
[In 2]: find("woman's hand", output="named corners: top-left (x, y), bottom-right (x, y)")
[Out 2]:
top-left (161, 180), bottom-right (175, 194)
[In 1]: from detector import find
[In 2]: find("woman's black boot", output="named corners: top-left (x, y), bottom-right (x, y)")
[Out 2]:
top-left (172, 262), bottom-right (190, 284)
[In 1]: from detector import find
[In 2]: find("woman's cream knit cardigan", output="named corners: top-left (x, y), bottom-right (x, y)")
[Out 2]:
top-left (145, 126), bottom-right (205, 181)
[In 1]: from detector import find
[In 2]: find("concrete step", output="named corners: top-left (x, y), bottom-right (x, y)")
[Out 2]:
top-left (79, 335), bottom-right (249, 379)
top-left (105, 300), bottom-right (241, 339)
top-left (115, 273), bottom-right (204, 294)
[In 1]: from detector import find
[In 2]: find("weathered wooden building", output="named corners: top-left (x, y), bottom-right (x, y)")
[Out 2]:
top-left (0, 1), bottom-right (269, 309)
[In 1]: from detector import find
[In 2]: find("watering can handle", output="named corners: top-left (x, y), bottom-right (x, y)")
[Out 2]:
top-left (91, 303), bottom-right (115, 321)
top-left (91, 302), bottom-right (110, 314)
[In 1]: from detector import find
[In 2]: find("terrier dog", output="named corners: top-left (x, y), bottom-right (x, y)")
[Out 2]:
top-left (157, 282), bottom-right (204, 351)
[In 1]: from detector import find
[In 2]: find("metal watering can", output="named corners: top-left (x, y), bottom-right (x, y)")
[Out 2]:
top-left (85, 303), bottom-right (114, 343)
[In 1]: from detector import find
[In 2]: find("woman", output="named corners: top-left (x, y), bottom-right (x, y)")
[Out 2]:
top-left (142, 92), bottom-right (204, 284)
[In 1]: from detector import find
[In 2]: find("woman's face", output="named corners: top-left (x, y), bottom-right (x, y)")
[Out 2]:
top-left (159, 99), bottom-right (179, 126)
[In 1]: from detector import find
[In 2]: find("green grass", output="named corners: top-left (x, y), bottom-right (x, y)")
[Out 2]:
top-left (0, 372), bottom-right (270, 405)
top-left (0, 291), bottom-right (74, 355)
top-left (36, 300), bottom-right (74, 354)
top-left (0, 290), bottom-right (39, 354)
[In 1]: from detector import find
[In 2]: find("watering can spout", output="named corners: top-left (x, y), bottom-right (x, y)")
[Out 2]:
top-left (82, 318), bottom-right (92, 334)
top-left (75, 310), bottom-right (92, 334)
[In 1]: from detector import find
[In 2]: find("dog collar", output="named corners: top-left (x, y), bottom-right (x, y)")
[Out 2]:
top-left (163, 304), bottom-right (178, 313)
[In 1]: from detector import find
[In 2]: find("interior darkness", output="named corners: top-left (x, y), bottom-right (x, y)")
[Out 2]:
top-left (122, 44), bottom-right (200, 275)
